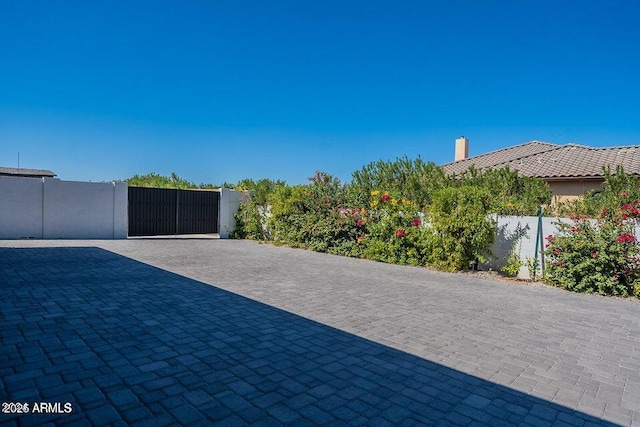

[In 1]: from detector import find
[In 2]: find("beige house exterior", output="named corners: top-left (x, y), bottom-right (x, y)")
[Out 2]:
top-left (441, 138), bottom-right (640, 202)
top-left (544, 179), bottom-right (602, 202)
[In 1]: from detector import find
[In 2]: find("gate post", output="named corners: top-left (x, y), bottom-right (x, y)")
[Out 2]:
top-left (218, 188), bottom-right (242, 239)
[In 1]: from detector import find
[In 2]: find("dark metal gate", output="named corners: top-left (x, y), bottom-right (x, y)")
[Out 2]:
top-left (128, 187), bottom-right (219, 236)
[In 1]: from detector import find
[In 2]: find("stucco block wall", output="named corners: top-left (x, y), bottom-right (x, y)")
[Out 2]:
top-left (484, 215), bottom-right (559, 279)
top-left (218, 188), bottom-right (243, 239)
top-left (0, 176), bottom-right (44, 239)
top-left (113, 182), bottom-right (128, 238)
top-left (0, 177), bottom-right (127, 239)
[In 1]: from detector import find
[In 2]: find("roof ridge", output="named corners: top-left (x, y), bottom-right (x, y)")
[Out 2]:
top-left (562, 143), bottom-right (640, 150)
top-left (441, 140), bottom-right (560, 168)
top-left (591, 144), bottom-right (640, 150)
top-left (487, 144), bottom-right (569, 169)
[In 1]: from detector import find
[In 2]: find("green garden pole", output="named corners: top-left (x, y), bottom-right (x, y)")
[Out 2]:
top-left (532, 206), bottom-right (542, 280)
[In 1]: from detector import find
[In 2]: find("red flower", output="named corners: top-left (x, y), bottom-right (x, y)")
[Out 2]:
top-left (381, 193), bottom-right (390, 202)
top-left (356, 220), bottom-right (363, 227)
top-left (617, 234), bottom-right (636, 243)
top-left (601, 208), bottom-right (608, 217)
top-left (395, 229), bottom-right (405, 237)
top-left (412, 219), bottom-right (422, 227)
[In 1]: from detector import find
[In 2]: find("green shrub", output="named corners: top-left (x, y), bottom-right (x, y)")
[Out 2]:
top-left (231, 199), bottom-right (268, 240)
top-left (457, 167), bottom-right (551, 216)
top-left (501, 243), bottom-right (523, 277)
top-left (230, 178), bottom-right (284, 240)
top-left (127, 172), bottom-right (202, 189)
top-left (427, 186), bottom-right (496, 272)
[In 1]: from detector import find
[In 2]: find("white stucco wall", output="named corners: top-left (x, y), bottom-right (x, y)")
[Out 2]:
top-left (0, 176), bottom-right (44, 239)
top-left (484, 215), bottom-right (559, 279)
top-left (0, 177), bottom-right (127, 239)
top-left (218, 188), bottom-right (243, 239)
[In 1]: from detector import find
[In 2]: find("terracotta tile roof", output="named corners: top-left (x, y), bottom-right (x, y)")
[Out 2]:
top-left (442, 142), bottom-right (640, 179)
top-left (0, 167), bottom-right (56, 178)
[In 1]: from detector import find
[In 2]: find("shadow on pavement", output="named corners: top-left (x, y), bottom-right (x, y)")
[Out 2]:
top-left (0, 247), bottom-right (622, 426)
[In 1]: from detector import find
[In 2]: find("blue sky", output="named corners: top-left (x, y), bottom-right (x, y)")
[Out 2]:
top-left (1, 1), bottom-right (638, 185)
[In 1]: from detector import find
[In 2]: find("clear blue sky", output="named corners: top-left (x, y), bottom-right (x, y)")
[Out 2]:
top-left (1, 1), bottom-right (638, 185)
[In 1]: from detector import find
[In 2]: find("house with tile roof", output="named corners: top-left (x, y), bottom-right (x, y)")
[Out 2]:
top-left (441, 137), bottom-right (640, 201)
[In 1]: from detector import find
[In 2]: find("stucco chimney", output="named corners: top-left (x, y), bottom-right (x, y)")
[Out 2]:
top-left (455, 136), bottom-right (469, 161)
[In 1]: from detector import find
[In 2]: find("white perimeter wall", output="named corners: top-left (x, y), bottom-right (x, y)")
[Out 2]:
top-left (0, 176), bottom-right (127, 239)
top-left (485, 215), bottom-right (640, 280)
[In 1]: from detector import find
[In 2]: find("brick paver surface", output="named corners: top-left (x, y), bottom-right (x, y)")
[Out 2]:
top-left (1, 239), bottom-right (639, 426)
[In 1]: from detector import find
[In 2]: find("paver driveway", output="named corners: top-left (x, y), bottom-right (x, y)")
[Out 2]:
top-left (1, 239), bottom-right (639, 426)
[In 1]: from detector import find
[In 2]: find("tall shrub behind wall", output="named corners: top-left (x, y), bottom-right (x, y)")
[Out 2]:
top-left (428, 186), bottom-right (496, 272)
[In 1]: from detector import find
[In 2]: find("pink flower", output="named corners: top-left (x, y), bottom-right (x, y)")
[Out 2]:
top-left (395, 229), bottom-right (405, 237)
top-left (356, 220), bottom-right (363, 227)
top-left (412, 219), bottom-right (422, 227)
top-left (591, 252), bottom-right (599, 258)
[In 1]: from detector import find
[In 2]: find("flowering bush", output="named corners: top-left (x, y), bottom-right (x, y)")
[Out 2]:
top-left (360, 191), bottom-right (430, 266)
top-left (545, 202), bottom-right (640, 297)
top-left (267, 172), bottom-right (364, 256)
top-left (233, 168), bottom-right (500, 272)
